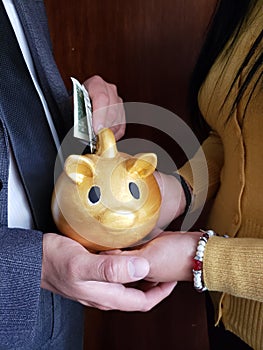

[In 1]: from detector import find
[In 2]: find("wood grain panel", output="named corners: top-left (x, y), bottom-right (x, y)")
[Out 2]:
top-left (45, 0), bottom-right (216, 118)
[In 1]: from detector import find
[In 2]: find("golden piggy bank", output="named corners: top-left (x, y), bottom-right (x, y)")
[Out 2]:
top-left (52, 128), bottom-right (161, 251)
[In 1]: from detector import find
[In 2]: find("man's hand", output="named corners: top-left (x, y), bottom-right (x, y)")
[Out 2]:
top-left (41, 233), bottom-right (176, 311)
top-left (83, 75), bottom-right (125, 140)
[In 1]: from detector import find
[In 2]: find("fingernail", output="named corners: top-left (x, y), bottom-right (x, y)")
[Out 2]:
top-left (128, 258), bottom-right (149, 279)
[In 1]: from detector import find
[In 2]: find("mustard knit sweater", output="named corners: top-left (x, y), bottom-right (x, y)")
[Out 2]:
top-left (179, 2), bottom-right (263, 349)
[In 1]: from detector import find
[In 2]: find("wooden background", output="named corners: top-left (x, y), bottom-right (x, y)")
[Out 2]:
top-left (44, 1), bottom-right (217, 349)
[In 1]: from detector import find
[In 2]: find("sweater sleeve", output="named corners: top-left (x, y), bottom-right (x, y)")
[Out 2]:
top-left (203, 236), bottom-right (263, 302)
top-left (0, 227), bottom-right (43, 345)
top-left (178, 130), bottom-right (224, 211)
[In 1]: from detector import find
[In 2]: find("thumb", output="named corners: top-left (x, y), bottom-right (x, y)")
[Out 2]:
top-left (87, 255), bottom-right (150, 284)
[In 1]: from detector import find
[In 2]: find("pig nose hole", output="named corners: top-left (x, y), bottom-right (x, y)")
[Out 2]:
top-left (129, 182), bottom-right (140, 200)
top-left (88, 186), bottom-right (101, 204)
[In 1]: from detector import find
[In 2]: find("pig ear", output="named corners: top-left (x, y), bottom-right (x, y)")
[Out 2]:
top-left (126, 153), bottom-right (157, 178)
top-left (64, 155), bottom-right (95, 184)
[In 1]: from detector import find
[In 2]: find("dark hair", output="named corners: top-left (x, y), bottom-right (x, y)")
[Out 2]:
top-left (189, 0), bottom-right (263, 135)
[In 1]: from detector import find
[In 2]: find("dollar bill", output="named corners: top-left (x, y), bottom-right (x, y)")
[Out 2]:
top-left (71, 77), bottom-right (96, 153)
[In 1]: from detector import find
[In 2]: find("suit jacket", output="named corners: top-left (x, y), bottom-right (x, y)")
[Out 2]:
top-left (0, 1), bottom-right (83, 348)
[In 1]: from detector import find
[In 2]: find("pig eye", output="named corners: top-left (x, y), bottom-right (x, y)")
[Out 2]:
top-left (88, 186), bottom-right (101, 204)
top-left (129, 182), bottom-right (140, 199)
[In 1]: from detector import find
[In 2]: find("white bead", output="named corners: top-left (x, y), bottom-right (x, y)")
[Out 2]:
top-left (199, 240), bottom-right (206, 247)
top-left (197, 244), bottom-right (205, 252)
top-left (207, 230), bottom-right (215, 237)
top-left (194, 276), bottom-right (201, 284)
top-left (194, 274), bottom-right (201, 281)
top-left (196, 250), bottom-right (204, 258)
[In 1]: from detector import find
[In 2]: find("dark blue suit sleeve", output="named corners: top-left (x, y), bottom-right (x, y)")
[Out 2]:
top-left (0, 227), bottom-right (43, 345)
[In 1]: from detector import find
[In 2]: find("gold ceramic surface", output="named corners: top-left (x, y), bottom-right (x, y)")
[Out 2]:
top-left (52, 128), bottom-right (161, 251)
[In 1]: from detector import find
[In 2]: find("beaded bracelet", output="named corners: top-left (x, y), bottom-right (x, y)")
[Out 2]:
top-left (192, 229), bottom-right (217, 292)
top-left (171, 173), bottom-right (192, 216)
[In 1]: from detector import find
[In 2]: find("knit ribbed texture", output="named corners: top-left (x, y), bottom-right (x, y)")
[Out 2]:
top-left (204, 236), bottom-right (263, 301)
top-left (203, 232), bottom-right (263, 349)
top-left (178, 2), bottom-right (263, 348)
top-left (223, 296), bottom-right (263, 350)
top-left (178, 131), bottom-right (224, 211)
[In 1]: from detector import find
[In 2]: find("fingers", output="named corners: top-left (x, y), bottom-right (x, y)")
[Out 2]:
top-left (83, 75), bottom-right (126, 140)
top-left (77, 281), bottom-right (177, 311)
top-left (78, 254), bottom-right (150, 284)
top-left (71, 251), bottom-right (176, 312)
top-left (42, 234), bottom-right (177, 312)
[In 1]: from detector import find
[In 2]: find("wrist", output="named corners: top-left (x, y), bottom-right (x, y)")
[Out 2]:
top-left (41, 232), bottom-right (54, 290)
top-left (183, 232), bottom-right (201, 281)
top-left (167, 232), bottom-right (201, 282)
top-left (170, 173), bottom-right (192, 216)
top-left (41, 232), bottom-right (64, 291)
top-left (154, 171), bottom-right (185, 226)
top-left (192, 230), bottom-right (225, 292)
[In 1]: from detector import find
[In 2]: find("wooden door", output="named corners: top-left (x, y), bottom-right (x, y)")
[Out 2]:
top-left (44, 1), bottom-right (217, 349)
